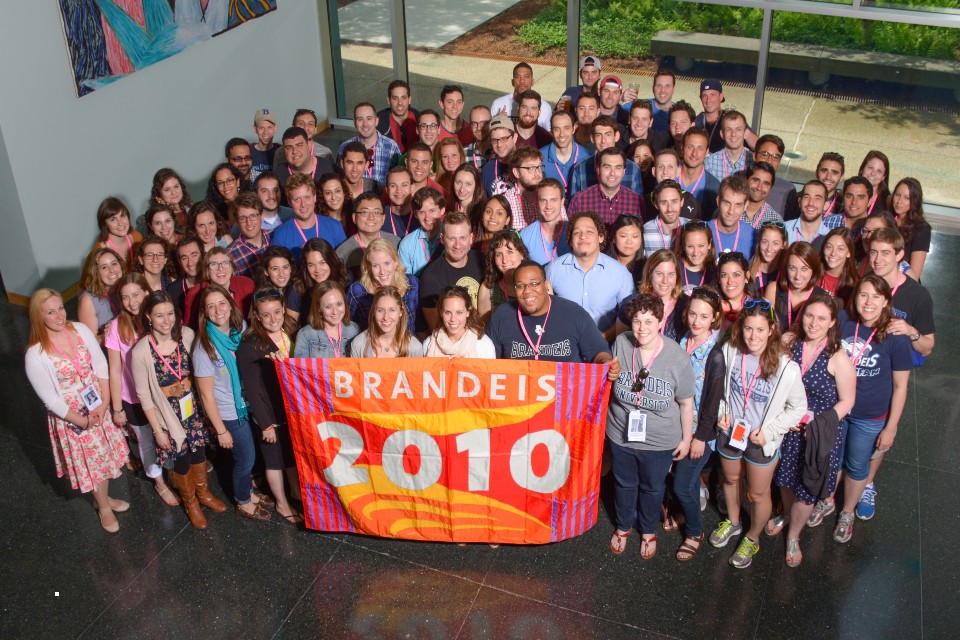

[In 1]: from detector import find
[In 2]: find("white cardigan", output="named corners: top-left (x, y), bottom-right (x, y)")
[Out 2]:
top-left (25, 323), bottom-right (107, 420)
top-left (721, 342), bottom-right (808, 458)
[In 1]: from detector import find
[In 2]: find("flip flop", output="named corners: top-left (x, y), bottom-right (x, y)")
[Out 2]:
top-left (640, 535), bottom-right (657, 560)
top-left (610, 529), bottom-right (631, 555)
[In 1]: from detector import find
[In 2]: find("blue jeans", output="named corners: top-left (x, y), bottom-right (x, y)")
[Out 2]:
top-left (608, 439), bottom-right (675, 535)
top-left (672, 441), bottom-right (714, 538)
top-left (844, 416), bottom-right (886, 481)
top-left (223, 417), bottom-right (256, 504)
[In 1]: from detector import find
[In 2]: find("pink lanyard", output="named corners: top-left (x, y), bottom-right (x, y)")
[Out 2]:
top-left (750, 204), bottom-right (768, 229)
top-left (420, 235), bottom-right (432, 263)
top-left (740, 352), bottom-right (763, 407)
top-left (404, 211), bottom-right (416, 235)
top-left (51, 331), bottom-right (84, 375)
top-left (149, 336), bottom-right (183, 381)
top-left (289, 158), bottom-right (318, 181)
top-left (385, 209), bottom-right (399, 236)
top-left (794, 224), bottom-right (820, 246)
top-left (800, 338), bottom-right (827, 376)
top-left (324, 324), bottom-right (343, 357)
top-left (721, 150), bottom-right (737, 177)
top-left (656, 218), bottom-right (677, 251)
top-left (553, 146), bottom-right (579, 192)
top-left (518, 299), bottom-right (552, 360)
top-left (356, 232), bottom-right (380, 251)
top-left (107, 234), bottom-right (133, 263)
top-left (891, 273), bottom-right (905, 298)
top-left (295, 217), bottom-right (319, 245)
top-left (866, 191), bottom-right (879, 216)
top-left (824, 194), bottom-right (837, 215)
top-left (679, 167), bottom-right (705, 194)
top-left (756, 271), bottom-right (769, 292)
top-left (713, 222), bottom-right (741, 254)
top-left (631, 337), bottom-right (663, 398)
top-left (660, 298), bottom-right (676, 334)
top-left (683, 264), bottom-right (705, 291)
top-left (851, 323), bottom-right (878, 367)
top-left (541, 222), bottom-right (563, 262)
top-left (787, 287), bottom-right (814, 327)
top-left (685, 332), bottom-right (708, 355)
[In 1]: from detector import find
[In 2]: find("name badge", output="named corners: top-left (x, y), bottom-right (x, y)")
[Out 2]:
top-left (627, 410), bottom-right (647, 443)
top-left (800, 410), bottom-right (814, 427)
top-left (179, 392), bottom-right (195, 419)
top-left (729, 418), bottom-right (751, 451)
top-left (80, 384), bottom-right (102, 412)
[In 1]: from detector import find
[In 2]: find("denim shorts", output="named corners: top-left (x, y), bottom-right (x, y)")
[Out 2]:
top-left (844, 415), bottom-right (886, 481)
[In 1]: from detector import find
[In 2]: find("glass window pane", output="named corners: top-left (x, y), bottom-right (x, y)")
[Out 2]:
top-left (330, 0), bottom-right (394, 118)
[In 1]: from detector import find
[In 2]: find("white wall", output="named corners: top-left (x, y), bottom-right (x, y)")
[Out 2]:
top-left (0, 2), bottom-right (329, 298)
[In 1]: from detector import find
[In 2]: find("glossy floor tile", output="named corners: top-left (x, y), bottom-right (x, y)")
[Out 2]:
top-left (2, 234), bottom-right (959, 640)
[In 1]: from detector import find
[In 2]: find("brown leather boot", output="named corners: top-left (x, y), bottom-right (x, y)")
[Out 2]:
top-left (191, 463), bottom-right (227, 512)
top-left (173, 471), bottom-right (207, 530)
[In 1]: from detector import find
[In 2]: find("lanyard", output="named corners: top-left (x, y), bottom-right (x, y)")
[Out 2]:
top-left (800, 338), bottom-right (827, 376)
top-left (721, 149), bottom-right (739, 177)
top-left (851, 323), bottom-right (878, 367)
top-left (713, 222), bottom-right (741, 254)
top-left (824, 194), bottom-right (837, 215)
top-left (107, 234), bottom-right (133, 263)
top-left (149, 335), bottom-right (183, 381)
top-left (756, 270), bottom-right (770, 292)
top-left (740, 351), bottom-right (764, 408)
top-left (272, 332), bottom-right (290, 358)
top-left (685, 332), bottom-right (708, 355)
top-left (553, 145), bottom-right (579, 192)
top-left (289, 157), bottom-right (318, 181)
top-left (794, 223), bottom-right (820, 246)
top-left (51, 330), bottom-right (84, 375)
top-left (749, 203), bottom-right (768, 229)
top-left (540, 222), bottom-right (563, 262)
top-left (891, 272), bottom-right (905, 298)
top-left (518, 299), bottom-right (552, 360)
top-left (356, 232), bottom-right (380, 252)
top-left (866, 191), bottom-right (879, 216)
top-left (787, 287), bottom-right (814, 327)
top-left (656, 217), bottom-right (679, 251)
top-left (295, 217), bottom-right (319, 245)
top-left (324, 323), bottom-right (343, 358)
top-left (659, 298), bottom-right (676, 334)
top-left (631, 336), bottom-right (663, 398)
top-left (679, 167), bottom-right (705, 195)
top-left (683, 264), bottom-right (705, 291)
top-left (420, 234), bottom-right (433, 264)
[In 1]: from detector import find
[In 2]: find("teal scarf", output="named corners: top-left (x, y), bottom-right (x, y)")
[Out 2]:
top-left (206, 320), bottom-right (248, 420)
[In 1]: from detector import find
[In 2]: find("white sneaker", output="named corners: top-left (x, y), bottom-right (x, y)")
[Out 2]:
top-left (699, 483), bottom-right (709, 512)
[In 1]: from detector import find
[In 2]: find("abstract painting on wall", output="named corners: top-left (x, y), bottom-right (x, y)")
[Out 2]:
top-left (58, 0), bottom-right (278, 97)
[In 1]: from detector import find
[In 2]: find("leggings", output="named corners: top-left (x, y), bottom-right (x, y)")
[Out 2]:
top-left (172, 447), bottom-right (206, 475)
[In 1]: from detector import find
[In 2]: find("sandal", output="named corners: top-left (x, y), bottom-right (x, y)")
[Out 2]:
top-left (676, 533), bottom-right (704, 562)
top-left (155, 484), bottom-right (180, 507)
top-left (785, 538), bottom-right (803, 568)
top-left (276, 507), bottom-right (304, 525)
top-left (640, 535), bottom-right (657, 560)
top-left (609, 529), bottom-right (631, 555)
top-left (765, 514), bottom-right (788, 537)
top-left (236, 503), bottom-right (272, 522)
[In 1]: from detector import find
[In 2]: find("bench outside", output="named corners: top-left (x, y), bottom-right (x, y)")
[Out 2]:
top-left (650, 30), bottom-right (960, 100)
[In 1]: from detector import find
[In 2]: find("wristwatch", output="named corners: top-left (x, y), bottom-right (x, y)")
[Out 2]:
top-left (910, 333), bottom-right (921, 342)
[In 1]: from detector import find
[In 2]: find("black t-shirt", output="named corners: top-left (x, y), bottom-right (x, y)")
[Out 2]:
top-left (250, 142), bottom-right (280, 179)
top-left (905, 222), bottom-right (932, 261)
top-left (417, 250), bottom-right (484, 331)
top-left (486, 295), bottom-right (610, 362)
top-left (892, 276), bottom-right (935, 335)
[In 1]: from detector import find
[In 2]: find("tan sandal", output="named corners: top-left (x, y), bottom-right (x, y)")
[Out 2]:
top-left (610, 529), bottom-right (631, 555)
top-left (155, 484), bottom-right (180, 507)
top-left (676, 533), bottom-right (704, 561)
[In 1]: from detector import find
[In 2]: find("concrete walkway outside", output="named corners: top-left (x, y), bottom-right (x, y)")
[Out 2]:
top-left (338, 43), bottom-right (960, 210)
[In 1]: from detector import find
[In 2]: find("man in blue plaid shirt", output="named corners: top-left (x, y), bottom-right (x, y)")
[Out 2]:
top-left (568, 115), bottom-right (644, 198)
top-left (227, 192), bottom-right (271, 278)
top-left (337, 102), bottom-right (400, 186)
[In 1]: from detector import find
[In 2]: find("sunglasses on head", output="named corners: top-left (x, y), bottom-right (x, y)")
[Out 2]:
top-left (683, 220), bottom-right (708, 231)
top-left (253, 288), bottom-right (283, 302)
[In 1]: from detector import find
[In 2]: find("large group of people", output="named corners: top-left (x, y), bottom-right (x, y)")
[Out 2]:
top-left (25, 57), bottom-right (935, 570)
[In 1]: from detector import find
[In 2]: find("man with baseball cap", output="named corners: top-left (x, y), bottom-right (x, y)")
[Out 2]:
top-left (695, 78), bottom-right (757, 153)
top-left (558, 55), bottom-right (603, 106)
top-left (250, 108), bottom-right (279, 181)
top-left (597, 75), bottom-right (630, 128)
top-left (482, 114), bottom-right (517, 196)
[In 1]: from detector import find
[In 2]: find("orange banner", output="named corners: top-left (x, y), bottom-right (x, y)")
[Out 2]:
top-left (277, 358), bottom-right (612, 544)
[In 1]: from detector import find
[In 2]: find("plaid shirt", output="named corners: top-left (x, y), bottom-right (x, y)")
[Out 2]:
top-left (568, 156), bottom-right (644, 197)
top-left (568, 184), bottom-right (644, 227)
top-left (823, 212), bottom-right (863, 240)
top-left (502, 185), bottom-right (540, 229)
top-left (227, 231), bottom-right (271, 278)
top-left (704, 148), bottom-right (752, 180)
top-left (643, 217), bottom-right (689, 258)
top-left (741, 203), bottom-right (782, 229)
top-left (338, 133), bottom-right (400, 185)
top-left (463, 142), bottom-right (490, 171)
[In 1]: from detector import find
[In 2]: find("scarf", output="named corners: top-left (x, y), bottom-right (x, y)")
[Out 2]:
top-left (427, 329), bottom-right (480, 358)
top-left (206, 320), bottom-right (248, 420)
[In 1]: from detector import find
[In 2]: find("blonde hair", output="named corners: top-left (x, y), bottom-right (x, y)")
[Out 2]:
top-left (27, 289), bottom-right (75, 353)
top-left (359, 239), bottom-right (410, 297)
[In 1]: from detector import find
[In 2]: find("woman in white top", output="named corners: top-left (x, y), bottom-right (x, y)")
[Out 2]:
top-left (422, 286), bottom-right (495, 358)
top-left (24, 289), bottom-right (130, 533)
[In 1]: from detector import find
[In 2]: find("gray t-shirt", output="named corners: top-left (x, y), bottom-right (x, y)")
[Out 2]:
top-left (606, 334), bottom-right (694, 451)
top-left (192, 343), bottom-right (240, 421)
top-left (727, 351), bottom-right (774, 431)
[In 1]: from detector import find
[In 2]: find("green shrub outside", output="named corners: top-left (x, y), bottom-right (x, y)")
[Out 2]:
top-left (517, 0), bottom-right (960, 61)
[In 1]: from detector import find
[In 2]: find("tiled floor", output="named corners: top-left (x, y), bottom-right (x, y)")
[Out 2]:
top-left (2, 234), bottom-right (958, 640)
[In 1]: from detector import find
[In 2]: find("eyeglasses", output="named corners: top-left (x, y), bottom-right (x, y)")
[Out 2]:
top-left (471, 120), bottom-right (491, 128)
top-left (514, 280), bottom-right (544, 292)
top-left (208, 261), bottom-right (233, 271)
top-left (683, 220), bottom-right (708, 231)
top-left (253, 288), bottom-right (283, 301)
top-left (356, 208), bottom-right (385, 218)
top-left (743, 298), bottom-right (771, 311)
top-left (216, 177), bottom-right (238, 187)
top-left (237, 213), bottom-right (261, 224)
top-left (490, 134), bottom-right (513, 144)
top-left (229, 155), bottom-right (252, 163)
top-left (756, 151), bottom-right (782, 161)
top-left (418, 123), bottom-right (440, 130)
top-left (142, 252), bottom-right (166, 261)
top-left (518, 165), bottom-right (543, 173)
